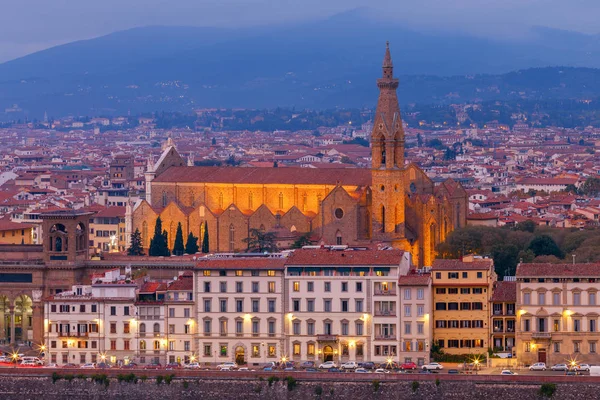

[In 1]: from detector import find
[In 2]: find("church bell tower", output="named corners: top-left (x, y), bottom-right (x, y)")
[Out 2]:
top-left (371, 42), bottom-right (406, 245)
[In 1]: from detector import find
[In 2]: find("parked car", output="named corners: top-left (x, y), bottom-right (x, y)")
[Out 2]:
top-left (263, 367), bottom-right (273, 372)
top-left (361, 362), bottom-right (376, 370)
top-left (300, 361), bottom-right (315, 369)
top-left (305, 368), bottom-right (319, 373)
top-left (448, 369), bottom-right (460, 374)
top-left (576, 364), bottom-right (591, 372)
top-left (183, 362), bottom-right (201, 369)
top-left (217, 362), bottom-right (238, 370)
top-left (401, 362), bottom-right (418, 370)
top-left (551, 364), bottom-right (568, 371)
top-left (419, 370), bottom-right (432, 374)
top-left (355, 368), bottom-right (369, 373)
top-left (144, 362), bottom-right (162, 370)
top-left (422, 362), bottom-right (444, 371)
top-left (62, 363), bottom-right (78, 368)
top-left (121, 363), bottom-right (138, 369)
top-left (501, 370), bottom-right (518, 375)
top-left (21, 357), bottom-right (44, 366)
top-left (44, 363), bottom-right (59, 368)
top-left (318, 361), bottom-right (338, 369)
top-left (20, 360), bottom-right (40, 367)
top-left (341, 361), bottom-right (358, 370)
top-left (529, 362), bottom-right (547, 371)
top-left (165, 362), bottom-right (181, 370)
top-left (238, 367), bottom-right (251, 371)
top-left (374, 368), bottom-right (390, 374)
top-left (96, 362), bottom-right (112, 369)
top-left (80, 363), bottom-right (96, 369)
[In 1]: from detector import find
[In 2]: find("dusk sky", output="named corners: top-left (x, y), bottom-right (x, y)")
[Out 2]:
top-left (1, 0), bottom-right (598, 63)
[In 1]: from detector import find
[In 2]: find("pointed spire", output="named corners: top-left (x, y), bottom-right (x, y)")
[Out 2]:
top-left (383, 41), bottom-right (393, 68)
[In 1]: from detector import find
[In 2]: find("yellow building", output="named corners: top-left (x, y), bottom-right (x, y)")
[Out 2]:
top-left (431, 256), bottom-right (497, 356)
top-left (0, 220), bottom-right (34, 244)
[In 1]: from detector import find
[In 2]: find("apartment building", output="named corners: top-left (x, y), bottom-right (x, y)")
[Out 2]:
top-left (432, 256), bottom-right (496, 356)
top-left (283, 248), bottom-right (410, 365)
top-left (398, 269), bottom-right (432, 366)
top-left (89, 206), bottom-right (126, 253)
top-left (44, 280), bottom-right (138, 366)
top-left (516, 263), bottom-right (600, 366)
top-left (490, 280), bottom-right (516, 354)
top-left (164, 272), bottom-right (195, 365)
top-left (136, 281), bottom-right (167, 366)
top-left (195, 256), bottom-right (286, 366)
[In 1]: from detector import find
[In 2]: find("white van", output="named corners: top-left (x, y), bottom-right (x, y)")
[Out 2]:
top-left (590, 366), bottom-right (600, 376)
top-left (21, 357), bottom-right (43, 366)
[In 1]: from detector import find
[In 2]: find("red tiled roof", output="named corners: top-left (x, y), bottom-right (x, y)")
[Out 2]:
top-left (516, 263), bottom-right (600, 277)
top-left (153, 166), bottom-right (371, 186)
top-left (286, 249), bottom-right (404, 266)
top-left (0, 220), bottom-right (35, 231)
top-left (167, 274), bottom-right (193, 291)
top-left (196, 258), bottom-right (286, 270)
top-left (432, 258), bottom-right (494, 271)
top-left (491, 281), bottom-right (516, 302)
top-left (398, 271), bottom-right (431, 286)
top-left (139, 282), bottom-right (167, 293)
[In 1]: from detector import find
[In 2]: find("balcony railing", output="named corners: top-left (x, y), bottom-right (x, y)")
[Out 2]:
top-left (374, 335), bottom-right (397, 340)
top-left (58, 332), bottom-right (88, 338)
top-left (532, 332), bottom-right (551, 339)
top-left (374, 289), bottom-right (397, 296)
top-left (374, 310), bottom-right (396, 316)
top-left (316, 335), bottom-right (338, 342)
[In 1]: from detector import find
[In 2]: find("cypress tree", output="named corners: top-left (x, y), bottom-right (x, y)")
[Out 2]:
top-left (127, 228), bottom-right (144, 256)
top-left (173, 222), bottom-right (185, 256)
top-left (201, 221), bottom-right (209, 253)
top-left (185, 232), bottom-right (199, 254)
top-left (162, 230), bottom-right (171, 256)
top-left (149, 217), bottom-right (169, 256)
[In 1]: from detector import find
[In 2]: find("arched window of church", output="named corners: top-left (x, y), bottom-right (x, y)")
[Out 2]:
top-left (430, 224), bottom-right (437, 258)
top-left (200, 222), bottom-right (206, 248)
top-left (302, 193), bottom-right (307, 211)
top-left (169, 221), bottom-right (175, 248)
top-left (381, 206), bottom-right (386, 233)
top-left (336, 230), bottom-right (343, 246)
top-left (290, 225), bottom-right (297, 232)
top-left (456, 203), bottom-right (461, 228)
top-left (219, 193), bottom-right (224, 209)
top-left (248, 192), bottom-right (253, 209)
top-left (381, 146), bottom-right (386, 166)
top-left (259, 224), bottom-right (265, 231)
top-left (162, 191), bottom-right (167, 207)
top-left (199, 206), bottom-right (205, 217)
top-left (229, 224), bottom-right (235, 252)
top-left (278, 192), bottom-right (284, 210)
top-left (142, 221), bottom-right (148, 248)
top-left (395, 205), bottom-right (400, 233)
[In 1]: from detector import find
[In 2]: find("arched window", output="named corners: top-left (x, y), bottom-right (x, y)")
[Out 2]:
top-left (229, 224), bottom-right (235, 252)
top-left (142, 221), bottom-right (148, 247)
top-left (153, 323), bottom-right (160, 334)
top-left (456, 203), bottom-right (461, 228)
top-left (139, 323), bottom-right (146, 334)
top-left (248, 192), bottom-right (253, 209)
top-left (290, 225), bottom-right (297, 232)
top-left (336, 230), bottom-right (342, 246)
top-left (162, 191), bottom-right (167, 207)
top-left (259, 224), bottom-right (265, 231)
top-left (302, 192), bottom-right (307, 211)
top-left (381, 206), bottom-right (386, 233)
top-left (140, 340), bottom-right (146, 350)
top-left (278, 192), bottom-right (284, 210)
top-left (219, 192), bottom-right (224, 209)
top-left (381, 146), bottom-right (386, 165)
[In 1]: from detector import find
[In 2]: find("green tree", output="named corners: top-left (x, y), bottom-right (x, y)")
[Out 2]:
top-left (127, 228), bottom-right (144, 256)
top-left (515, 219), bottom-right (536, 233)
top-left (564, 184), bottom-right (579, 194)
top-left (244, 228), bottom-right (278, 253)
top-left (201, 221), bottom-right (210, 253)
top-left (291, 233), bottom-right (313, 249)
top-left (173, 222), bottom-right (185, 256)
top-left (581, 177), bottom-right (600, 196)
top-left (149, 217), bottom-right (170, 256)
top-left (528, 235), bottom-right (563, 258)
top-left (427, 138), bottom-right (445, 150)
top-left (185, 232), bottom-right (199, 254)
top-left (491, 243), bottom-right (519, 278)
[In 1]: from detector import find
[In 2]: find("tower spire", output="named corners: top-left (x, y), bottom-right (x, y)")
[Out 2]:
top-left (382, 41), bottom-right (394, 79)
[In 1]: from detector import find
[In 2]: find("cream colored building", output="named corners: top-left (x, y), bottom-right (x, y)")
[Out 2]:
top-left (164, 271), bottom-right (195, 365)
top-left (283, 248), bottom-right (411, 365)
top-left (431, 256), bottom-right (496, 356)
top-left (194, 255), bottom-right (286, 366)
top-left (398, 270), bottom-right (432, 366)
top-left (516, 263), bottom-right (600, 366)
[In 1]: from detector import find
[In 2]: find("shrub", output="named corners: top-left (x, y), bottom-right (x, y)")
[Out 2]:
top-left (267, 376), bottom-right (279, 387)
top-left (156, 375), bottom-right (164, 385)
top-left (315, 385), bottom-right (323, 396)
top-left (63, 374), bottom-right (74, 382)
top-left (51, 372), bottom-right (61, 384)
top-left (372, 380), bottom-right (381, 392)
top-left (435, 378), bottom-right (440, 387)
top-left (539, 383), bottom-right (556, 398)
top-left (183, 381), bottom-right (189, 389)
top-left (412, 381), bottom-right (420, 393)
top-left (76, 374), bottom-right (87, 380)
top-left (254, 385), bottom-right (262, 393)
top-left (285, 376), bottom-right (297, 391)
top-left (164, 374), bottom-right (174, 385)
top-left (140, 375), bottom-right (148, 382)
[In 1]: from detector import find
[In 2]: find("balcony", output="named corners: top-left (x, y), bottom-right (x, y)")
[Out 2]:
top-left (316, 335), bottom-right (338, 342)
top-left (374, 335), bottom-right (397, 341)
top-left (532, 332), bottom-right (551, 339)
top-left (58, 332), bottom-right (88, 338)
top-left (374, 310), bottom-right (396, 317)
top-left (374, 289), bottom-right (397, 296)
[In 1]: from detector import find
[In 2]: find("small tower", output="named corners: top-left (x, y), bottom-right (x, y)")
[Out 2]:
top-left (144, 155), bottom-right (156, 204)
top-left (370, 42), bottom-right (406, 245)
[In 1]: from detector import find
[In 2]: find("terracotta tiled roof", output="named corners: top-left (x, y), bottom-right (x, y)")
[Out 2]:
top-left (516, 263), bottom-right (600, 277)
top-left (196, 258), bottom-right (286, 270)
top-left (491, 281), bottom-right (516, 302)
top-left (286, 249), bottom-right (404, 266)
top-left (432, 258), bottom-right (494, 271)
top-left (167, 273), bottom-right (193, 291)
top-left (139, 282), bottom-right (167, 293)
top-left (398, 271), bottom-right (431, 286)
top-left (153, 166), bottom-right (371, 186)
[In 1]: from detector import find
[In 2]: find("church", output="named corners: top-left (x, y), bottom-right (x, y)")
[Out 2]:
top-left (130, 43), bottom-right (467, 267)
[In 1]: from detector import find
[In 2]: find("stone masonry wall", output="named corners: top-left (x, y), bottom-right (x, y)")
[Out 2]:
top-left (0, 375), bottom-right (591, 400)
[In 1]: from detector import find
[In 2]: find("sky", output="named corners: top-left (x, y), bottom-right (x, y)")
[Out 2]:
top-left (1, 0), bottom-right (599, 63)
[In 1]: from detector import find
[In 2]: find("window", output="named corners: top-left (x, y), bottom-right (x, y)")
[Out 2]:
top-left (356, 282), bottom-right (363, 292)
top-left (307, 343), bottom-right (315, 356)
top-left (417, 305), bottom-right (424, 317)
top-left (267, 270), bottom-right (275, 277)
top-left (417, 322), bottom-right (424, 335)
top-left (293, 281), bottom-right (300, 292)
top-left (204, 320), bottom-right (212, 335)
top-left (574, 319), bottom-right (581, 332)
top-left (341, 321), bottom-right (349, 335)
top-left (356, 343), bottom-right (364, 357)
top-left (553, 319), bottom-right (560, 332)
top-left (435, 272), bottom-right (441, 279)
top-left (204, 299), bottom-right (211, 312)
top-left (341, 300), bottom-right (348, 312)
top-left (591, 342), bottom-right (597, 354)
top-left (221, 345), bottom-right (228, 356)
top-left (590, 292), bottom-right (597, 306)
top-left (307, 322), bottom-right (315, 335)
top-left (553, 342), bottom-right (560, 353)
top-left (293, 343), bottom-right (301, 356)
top-left (324, 282), bottom-right (331, 292)
top-left (235, 270), bottom-right (243, 277)
top-left (307, 282), bottom-right (314, 292)
top-left (574, 341), bottom-right (581, 353)
top-left (169, 308), bottom-right (175, 318)
top-left (293, 299), bottom-right (300, 312)
top-left (252, 320), bottom-right (259, 336)
top-left (448, 272), bottom-right (458, 279)
top-left (355, 300), bottom-right (363, 313)
top-left (417, 288), bottom-right (424, 300)
top-left (307, 299), bottom-right (314, 312)
top-left (236, 299), bottom-right (243, 313)
top-left (524, 319), bottom-right (531, 332)
top-left (110, 322), bottom-right (116, 334)
top-left (110, 306), bottom-right (116, 316)
top-left (404, 305), bottom-right (411, 317)
top-left (523, 292), bottom-right (531, 305)
top-left (462, 272), bottom-right (468, 279)
top-left (460, 288), bottom-right (470, 295)
top-left (293, 321), bottom-right (300, 335)
top-left (448, 302), bottom-right (459, 310)
top-left (268, 282), bottom-right (275, 293)
top-left (473, 288), bottom-right (482, 294)
top-left (220, 319), bottom-right (227, 336)
top-left (236, 320), bottom-right (243, 335)
top-left (220, 299), bottom-right (227, 313)
top-left (124, 306), bottom-right (130, 316)
top-left (538, 292), bottom-right (546, 305)
top-left (435, 303), bottom-right (447, 311)
top-left (91, 304), bottom-right (97, 313)
top-left (591, 319), bottom-right (597, 333)
top-left (404, 288), bottom-right (411, 300)
top-left (341, 282), bottom-right (348, 292)
top-left (236, 282), bottom-right (243, 293)
top-left (184, 308), bottom-right (190, 318)
top-left (204, 282), bottom-right (211, 292)
top-left (356, 322), bottom-right (363, 336)
top-left (574, 292), bottom-right (581, 306)
top-left (477, 272), bottom-right (482, 278)
top-left (435, 288), bottom-right (446, 295)
top-left (324, 300), bottom-right (331, 312)
top-left (204, 344), bottom-right (212, 357)
top-left (252, 282), bottom-right (259, 293)
top-left (123, 322), bottom-right (130, 334)
top-left (268, 321), bottom-right (276, 336)
top-left (184, 341), bottom-right (190, 352)
top-left (252, 299), bottom-right (259, 313)
top-left (404, 323), bottom-right (411, 334)
top-left (220, 282), bottom-right (227, 293)
top-left (79, 304), bottom-right (86, 313)
top-left (268, 299), bottom-right (276, 313)
top-left (110, 340), bottom-right (117, 350)
top-left (553, 292), bottom-right (560, 306)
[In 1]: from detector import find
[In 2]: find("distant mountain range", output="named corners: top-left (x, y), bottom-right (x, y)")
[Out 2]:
top-left (1, 9), bottom-right (600, 119)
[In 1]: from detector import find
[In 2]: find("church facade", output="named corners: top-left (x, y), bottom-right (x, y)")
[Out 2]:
top-left (131, 43), bottom-right (467, 267)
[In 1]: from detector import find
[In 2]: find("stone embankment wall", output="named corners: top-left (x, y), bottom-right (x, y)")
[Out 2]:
top-left (0, 375), bottom-right (591, 400)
